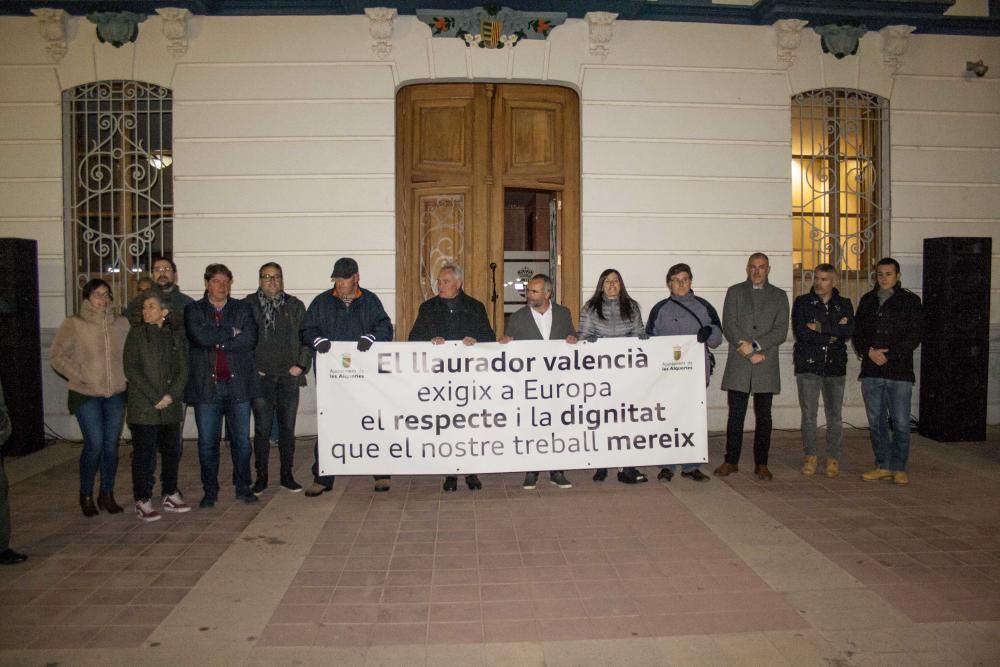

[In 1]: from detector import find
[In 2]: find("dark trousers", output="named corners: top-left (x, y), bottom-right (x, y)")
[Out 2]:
top-left (130, 423), bottom-right (181, 501)
top-left (252, 374), bottom-right (300, 483)
top-left (725, 390), bottom-right (773, 465)
top-left (0, 458), bottom-right (10, 551)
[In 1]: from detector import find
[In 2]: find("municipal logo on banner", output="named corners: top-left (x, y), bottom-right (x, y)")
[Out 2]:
top-left (341, 353), bottom-right (351, 369)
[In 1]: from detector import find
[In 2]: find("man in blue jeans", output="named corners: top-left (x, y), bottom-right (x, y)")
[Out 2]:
top-left (185, 264), bottom-right (259, 507)
top-left (852, 257), bottom-right (923, 486)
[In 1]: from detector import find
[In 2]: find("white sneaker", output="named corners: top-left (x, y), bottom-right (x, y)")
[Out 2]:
top-left (162, 492), bottom-right (191, 513)
top-left (136, 499), bottom-right (161, 522)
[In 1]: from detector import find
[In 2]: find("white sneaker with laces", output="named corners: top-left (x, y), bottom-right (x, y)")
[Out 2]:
top-left (136, 499), bottom-right (161, 522)
top-left (162, 492), bottom-right (191, 513)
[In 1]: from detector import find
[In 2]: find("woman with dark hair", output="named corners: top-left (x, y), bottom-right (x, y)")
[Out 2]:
top-left (51, 279), bottom-right (130, 516)
top-left (578, 269), bottom-right (647, 484)
top-left (124, 291), bottom-right (189, 521)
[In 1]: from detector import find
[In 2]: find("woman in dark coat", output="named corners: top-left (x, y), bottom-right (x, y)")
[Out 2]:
top-left (124, 292), bottom-right (189, 521)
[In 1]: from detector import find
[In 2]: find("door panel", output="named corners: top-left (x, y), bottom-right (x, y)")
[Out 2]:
top-left (397, 83), bottom-right (579, 340)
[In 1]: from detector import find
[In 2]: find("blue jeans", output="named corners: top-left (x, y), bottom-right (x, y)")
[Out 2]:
top-left (75, 393), bottom-right (126, 496)
top-left (193, 382), bottom-right (252, 499)
top-left (861, 377), bottom-right (913, 471)
top-left (797, 374), bottom-right (845, 459)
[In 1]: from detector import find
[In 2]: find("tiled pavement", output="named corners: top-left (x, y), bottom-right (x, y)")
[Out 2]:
top-left (0, 427), bottom-right (998, 665)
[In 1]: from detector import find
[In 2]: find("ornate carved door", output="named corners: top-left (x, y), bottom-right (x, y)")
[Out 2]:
top-left (395, 83), bottom-right (579, 339)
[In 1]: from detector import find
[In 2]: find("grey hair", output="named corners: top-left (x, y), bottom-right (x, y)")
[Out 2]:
top-left (531, 273), bottom-right (553, 295)
top-left (439, 262), bottom-right (464, 283)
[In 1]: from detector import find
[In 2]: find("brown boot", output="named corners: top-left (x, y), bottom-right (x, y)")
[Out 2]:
top-left (79, 493), bottom-right (98, 517)
top-left (713, 463), bottom-right (739, 477)
top-left (754, 465), bottom-right (773, 481)
top-left (97, 491), bottom-right (124, 514)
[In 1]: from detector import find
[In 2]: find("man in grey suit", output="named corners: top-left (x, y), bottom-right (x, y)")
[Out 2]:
top-left (715, 253), bottom-right (789, 480)
top-left (500, 274), bottom-right (577, 490)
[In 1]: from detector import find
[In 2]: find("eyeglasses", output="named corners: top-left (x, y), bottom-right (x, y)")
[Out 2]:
top-left (153, 267), bottom-right (174, 274)
top-left (259, 274), bottom-right (282, 282)
top-left (91, 291), bottom-right (111, 299)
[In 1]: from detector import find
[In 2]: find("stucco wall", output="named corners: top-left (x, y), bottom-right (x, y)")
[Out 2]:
top-left (0, 14), bottom-right (996, 438)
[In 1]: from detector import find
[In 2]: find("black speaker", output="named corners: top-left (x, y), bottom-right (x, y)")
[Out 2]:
top-left (919, 237), bottom-right (991, 442)
top-left (0, 238), bottom-right (46, 456)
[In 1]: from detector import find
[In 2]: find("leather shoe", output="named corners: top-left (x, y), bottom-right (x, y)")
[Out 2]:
top-left (681, 469), bottom-right (711, 482)
top-left (0, 548), bottom-right (27, 565)
top-left (592, 468), bottom-right (607, 482)
top-left (754, 464), bottom-right (773, 481)
top-left (97, 491), bottom-right (123, 514)
top-left (79, 493), bottom-right (99, 517)
top-left (713, 463), bottom-right (738, 477)
top-left (465, 474), bottom-right (482, 490)
top-left (443, 476), bottom-right (458, 492)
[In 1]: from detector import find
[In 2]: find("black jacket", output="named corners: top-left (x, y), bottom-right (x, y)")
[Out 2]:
top-left (245, 292), bottom-right (312, 386)
top-left (184, 297), bottom-right (258, 403)
top-left (792, 288), bottom-right (855, 377)
top-left (852, 284), bottom-right (923, 382)
top-left (408, 291), bottom-right (496, 342)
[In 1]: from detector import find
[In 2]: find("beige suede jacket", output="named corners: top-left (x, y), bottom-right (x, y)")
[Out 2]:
top-left (50, 300), bottom-right (130, 397)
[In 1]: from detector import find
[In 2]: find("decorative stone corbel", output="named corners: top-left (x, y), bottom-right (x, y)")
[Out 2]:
top-left (156, 8), bottom-right (190, 57)
top-left (773, 19), bottom-right (808, 68)
top-left (880, 25), bottom-right (915, 75)
top-left (365, 7), bottom-right (397, 59)
top-left (585, 11), bottom-right (617, 58)
top-left (87, 11), bottom-right (147, 48)
top-left (31, 8), bottom-right (69, 62)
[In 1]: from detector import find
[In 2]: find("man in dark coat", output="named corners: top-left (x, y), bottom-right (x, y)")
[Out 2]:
top-left (185, 264), bottom-right (259, 508)
top-left (500, 274), bottom-right (576, 490)
top-left (409, 262), bottom-right (496, 492)
top-left (852, 257), bottom-right (922, 486)
top-left (246, 262), bottom-right (312, 496)
top-left (792, 263), bottom-right (854, 479)
top-left (300, 257), bottom-right (393, 496)
top-left (717, 253), bottom-right (789, 481)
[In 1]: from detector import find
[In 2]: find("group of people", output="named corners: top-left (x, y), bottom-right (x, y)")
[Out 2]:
top-left (45, 250), bottom-right (923, 525)
top-left (714, 253), bottom-right (923, 487)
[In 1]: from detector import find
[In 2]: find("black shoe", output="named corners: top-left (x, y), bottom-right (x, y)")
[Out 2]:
top-left (240, 493), bottom-right (259, 504)
top-left (199, 496), bottom-right (217, 509)
top-left (681, 469), bottom-right (711, 482)
top-left (522, 472), bottom-right (539, 490)
top-left (0, 548), bottom-right (27, 565)
top-left (634, 469), bottom-right (649, 483)
top-left (593, 468), bottom-right (608, 482)
top-left (251, 478), bottom-right (267, 496)
top-left (465, 475), bottom-right (482, 491)
top-left (443, 476), bottom-right (458, 492)
top-left (549, 472), bottom-right (572, 489)
top-left (617, 468), bottom-right (643, 484)
top-left (280, 477), bottom-right (303, 493)
top-left (657, 468), bottom-right (674, 482)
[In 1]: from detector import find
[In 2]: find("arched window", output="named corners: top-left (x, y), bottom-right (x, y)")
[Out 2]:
top-left (62, 81), bottom-right (173, 311)
top-left (792, 88), bottom-right (888, 301)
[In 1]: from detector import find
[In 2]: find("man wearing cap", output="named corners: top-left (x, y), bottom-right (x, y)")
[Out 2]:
top-left (300, 258), bottom-right (393, 496)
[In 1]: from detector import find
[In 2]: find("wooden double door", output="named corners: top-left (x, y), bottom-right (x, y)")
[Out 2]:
top-left (395, 83), bottom-right (580, 339)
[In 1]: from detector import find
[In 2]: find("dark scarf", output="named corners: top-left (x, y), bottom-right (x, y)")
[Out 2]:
top-left (255, 288), bottom-right (287, 333)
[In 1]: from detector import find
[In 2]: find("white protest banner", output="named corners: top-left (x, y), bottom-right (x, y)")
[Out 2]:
top-left (315, 336), bottom-right (707, 476)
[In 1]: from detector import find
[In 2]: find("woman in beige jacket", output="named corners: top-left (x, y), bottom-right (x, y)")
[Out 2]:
top-left (51, 279), bottom-right (130, 517)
